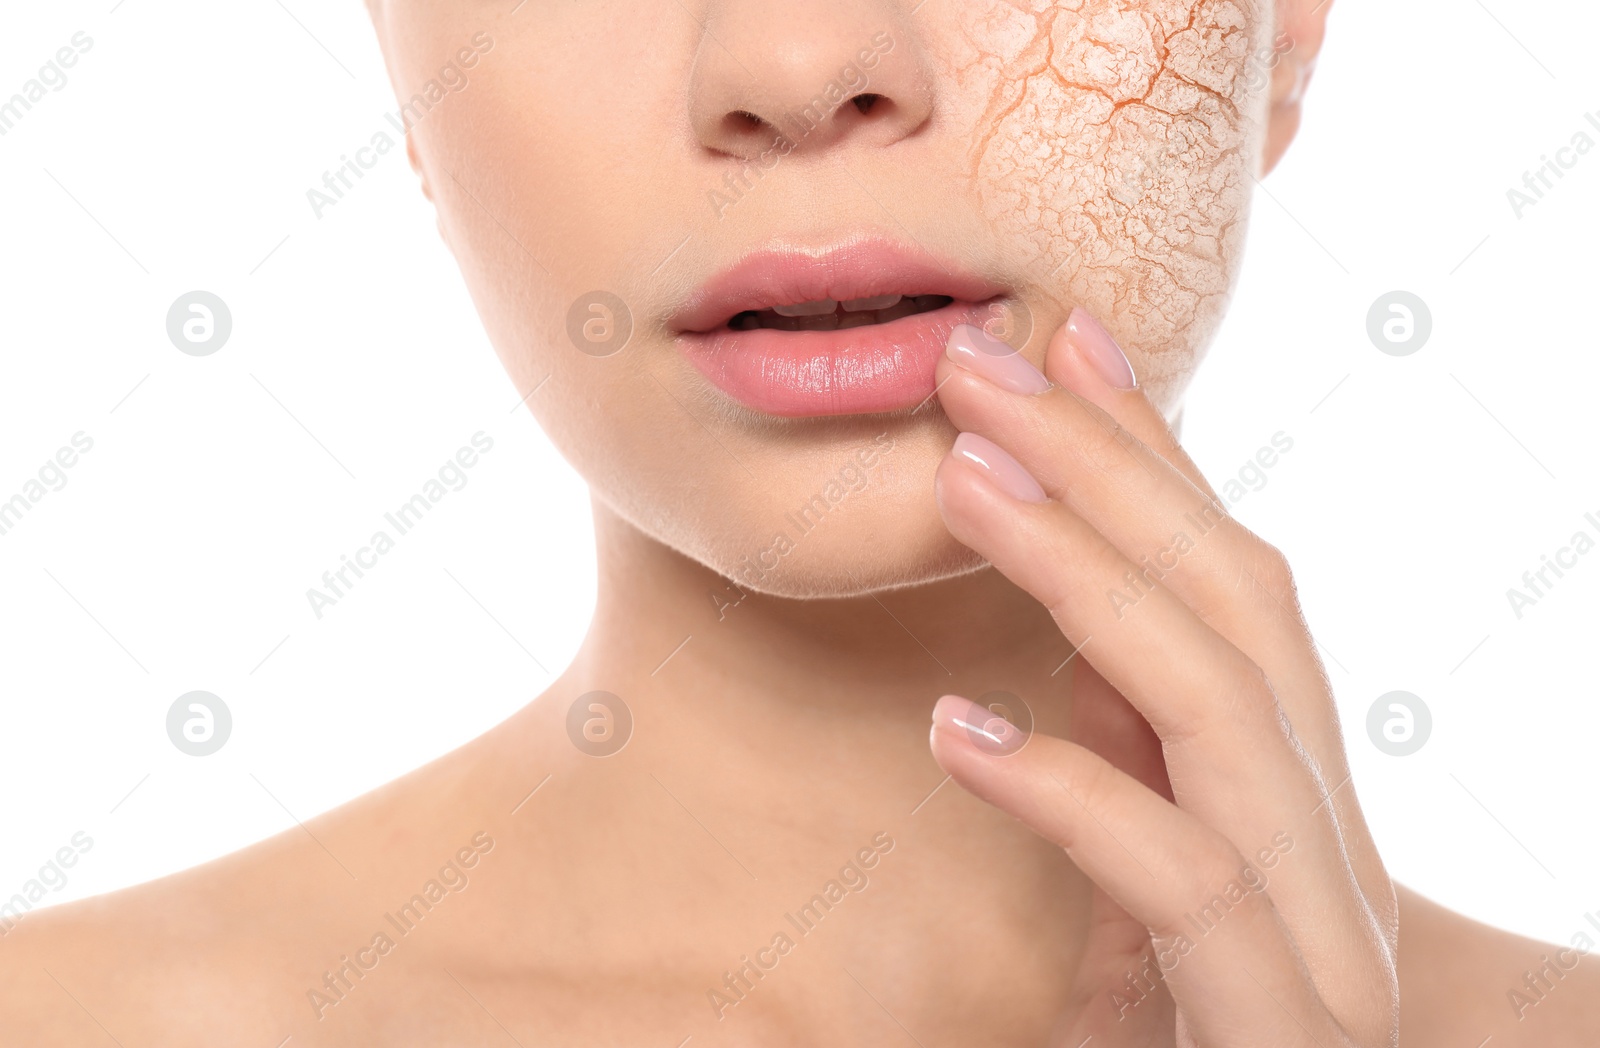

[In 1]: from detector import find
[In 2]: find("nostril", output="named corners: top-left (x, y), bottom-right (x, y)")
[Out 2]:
top-left (851, 93), bottom-right (882, 115)
top-left (729, 110), bottom-right (767, 133)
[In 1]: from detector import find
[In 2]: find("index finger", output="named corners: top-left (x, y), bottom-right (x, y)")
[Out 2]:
top-left (1047, 308), bottom-right (1221, 505)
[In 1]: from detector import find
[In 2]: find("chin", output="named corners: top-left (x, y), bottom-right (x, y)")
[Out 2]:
top-left (722, 418), bottom-right (989, 599)
top-left (611, 424), bottom-right (988, 600)
top-left (713, 510), bottom-right (988, 601)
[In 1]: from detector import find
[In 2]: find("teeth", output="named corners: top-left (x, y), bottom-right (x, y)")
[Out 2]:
top-left (772, 299), bottom-right (838, 317)
top-left (841, 294), bottom-right (902, 312)
top-left (732, 294), bottom-right (954, 331)
top-left (873, 297), bottom-right (922, 323)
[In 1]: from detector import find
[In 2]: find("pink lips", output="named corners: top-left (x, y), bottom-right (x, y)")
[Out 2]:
top-left (670, 238), bottom-right (1009, 418)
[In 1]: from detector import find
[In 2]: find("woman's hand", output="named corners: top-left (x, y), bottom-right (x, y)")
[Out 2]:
top-left (927, 312), bottom-right (1399, 1046)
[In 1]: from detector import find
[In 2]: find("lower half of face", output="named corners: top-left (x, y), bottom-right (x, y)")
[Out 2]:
top-left (375, 0), bottom-right (1271, 598)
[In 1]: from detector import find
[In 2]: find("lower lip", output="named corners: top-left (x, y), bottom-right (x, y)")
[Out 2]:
top-left (675, 301), bottom-right (998, 417)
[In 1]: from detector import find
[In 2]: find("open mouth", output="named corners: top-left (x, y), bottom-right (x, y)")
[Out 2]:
top-left (667, 239), bottom-right (1005, 337)
top-left (669, 237), bottom-right (1011, 417)
top-left (727, 294), bottom-right (956, 332)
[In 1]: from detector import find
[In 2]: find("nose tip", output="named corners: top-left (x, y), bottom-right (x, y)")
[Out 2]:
top-left (688, 9), bottom-right (932, 160)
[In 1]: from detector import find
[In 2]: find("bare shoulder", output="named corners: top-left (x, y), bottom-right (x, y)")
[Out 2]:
top-left (0, 706), bottom-right (571, 1047)
top-left (0, 824), bottom-right (361, 1046)
top-left (1398, 883), bottom-right (1600, 1046)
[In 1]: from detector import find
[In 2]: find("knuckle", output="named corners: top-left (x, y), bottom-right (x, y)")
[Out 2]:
top-left (1158, 840), bottom-right (1264, 936)
top-left (1065, 399), bottom-right (1136, 477)
top-left (1247, 539), bottom-right (1299, 603)
top-left (1217, 660), bottom-right (1285, 733)
top-left (1162, 658), bottom-right (1282, 751)
top-left (1061, 749), bottom-right (1123, 825)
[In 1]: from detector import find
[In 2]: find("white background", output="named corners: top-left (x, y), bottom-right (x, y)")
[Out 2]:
top-left (1, 0), bottom-right (1596, 949)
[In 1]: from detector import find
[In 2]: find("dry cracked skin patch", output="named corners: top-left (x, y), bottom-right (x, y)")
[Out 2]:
top-left (953, 0), bottom-right (1272, 399)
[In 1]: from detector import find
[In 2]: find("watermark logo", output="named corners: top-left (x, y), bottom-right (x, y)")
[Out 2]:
top-left (1505, 909), bottom-right (1600, 1020)
top-left (167, 291), bottom-right (232, 357)
top-left (1505, 509), bottom-right (1600, 619)
top-left (566, 291), bottom-right (633, 357)
top-left (566, 691), bottom-right (632, 757)
top-left (708, 31), bottom-right (896, 219)
top-left (1111, 830), bottom-right (1294, 1019)
top-left (1366, 291), bottom-right (1431, 357)
top-left (305, 432), bottom-right (495, 619)
top-left (960, 691), bottom-right (1033, 757)
top-left (306, 32), bottom-right (495, 219)
top-left (1506, 112), bottom-right (1600, 219)
top-left (979, 298), bottom-right (1034, 354)
top-left (735, 433), bottom-right (897, 587)
top-left (166, 691), bottom-right (231, 756)
top-left (707, 831), bottom-right (895, 1020)
top-left (0, 32), bottom-right (93, 137)
top-left (1365, 691), bottom-right (1430, 756)
top-left (305, 831), bottom-right (495, 1019)
top-left (0, 832), bottom-right (94, 936)
top-left (0, 431), bottom-right (94, 540)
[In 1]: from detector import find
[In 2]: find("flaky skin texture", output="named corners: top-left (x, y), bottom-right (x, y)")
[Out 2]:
top-left (959, 0), bottom-right (1269, 401)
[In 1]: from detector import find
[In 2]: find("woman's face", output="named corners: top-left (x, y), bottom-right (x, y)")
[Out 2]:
top-left (369, 0), bottom-right (1273, 597)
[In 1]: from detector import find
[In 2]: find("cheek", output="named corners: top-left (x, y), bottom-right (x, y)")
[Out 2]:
top-left (954, 1), bottom-right (1271, 406)
top-left (397, 17), bottom-right (703, 445)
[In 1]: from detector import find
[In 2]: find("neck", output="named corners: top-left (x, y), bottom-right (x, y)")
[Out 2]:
top-left (563, 498), bottom-right (1079, 849)
top-left (506, 499), bottom-right (1090, 1023)
top-left (582, 496), bottom-right (1072, 719)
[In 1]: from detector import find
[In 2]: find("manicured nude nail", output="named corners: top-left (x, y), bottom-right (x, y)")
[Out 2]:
top-left (951, 433), bottom-right (1048, 503)
top-left (1065, 308), bottom-right (1137, 390)
top-left (946, 323), bottom-right (1050, 395)
top-left (932, 694), bottom-right (1027, 757)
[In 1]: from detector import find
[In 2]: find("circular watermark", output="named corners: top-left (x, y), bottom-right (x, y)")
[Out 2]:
top-left (960, 690), bottom-right (1033, 757)
top-left (981, 298), bottom-right (1035, 354)
top-left (1366, 291), bottom-right (1431, 357)
top-left (566, 291), bottom-right (633, 357)
top-left (166, 691), bottom-right (232, 756)
top-left (566, 690), bottom-right (633, 757)
top-left (1365, 691), bottom-right (1431, 756)
top-left (167, 291), bottom-right (233, 357)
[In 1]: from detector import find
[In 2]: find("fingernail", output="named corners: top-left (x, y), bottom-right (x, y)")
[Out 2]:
top-left (951, 433), bottom-right (1048, 503)
top-left (1065, 308), bottom-right (1137, 390)
top-left (932, 694), bottom-right (1027, 757)
top-left (946, 323), bottom-right (1050, 395)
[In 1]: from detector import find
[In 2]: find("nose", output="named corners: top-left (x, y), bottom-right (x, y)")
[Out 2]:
top-left (687, 0), bottom-right (934, 159)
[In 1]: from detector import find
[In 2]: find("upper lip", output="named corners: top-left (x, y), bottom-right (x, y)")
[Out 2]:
top-left (668, 235), bottom-right (1009, 335)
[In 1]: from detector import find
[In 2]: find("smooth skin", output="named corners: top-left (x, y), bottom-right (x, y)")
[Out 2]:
top-left (927, 315), bottom-right (1600, 1044)
top-left (5, 314), bottom-right (1598, 1047)
top-left (931, 315), bottom-right (1395, 1045)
